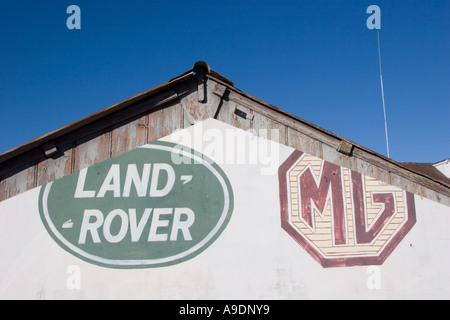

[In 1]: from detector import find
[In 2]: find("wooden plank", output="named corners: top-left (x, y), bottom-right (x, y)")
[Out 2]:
top-left (73, 130), bottom-right (111, 172)
top-left (353, 148), bottom-right (449, 198)
top-left (355, 157), bottom-right (390, 184)
top-left (36, 147), bottom-right (74, 186)
top-left (111, 115), bottom-right (148, 157)
top-left (0, 165), bottom-right (36, 202)
top-left (148, 103), bottom-right (183, 142)
top-left (232, 102), bottom-right (253, 130)
top-left (390, 172), bottom-right (450, 206)
top-left (0, 74), bottom-right (192, 167)
top-left (252, 111), bottom-right (287, 145)
top-left (181, 90), bottom-right (199, 127)
top-left (226, 86), bottom-right (450, 202)
top-left (227, 90), bottom-right (340, 149)
top-left (0, 147), bottom-right (42, 177)
top-left (182, 80), bottom-right (227, 127)
top-left (287, 127), bottom-right (323, 159)
top-left (322, 143), bottom-right (357, 172)
top-left (216, 100), bottom-right (252, 131)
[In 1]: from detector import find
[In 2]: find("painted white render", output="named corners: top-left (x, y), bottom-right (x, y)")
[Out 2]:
top-left (0, 119), bottom-right (449, 299)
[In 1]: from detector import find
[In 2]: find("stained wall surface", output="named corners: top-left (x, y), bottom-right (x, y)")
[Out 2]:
top-left (0, 70), bottom-right (449, 299)
top-left (0, 119), bottom-right (449, 299)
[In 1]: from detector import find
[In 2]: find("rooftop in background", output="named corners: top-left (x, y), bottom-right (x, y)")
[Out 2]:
top-left (403, 159), bottom-right (450, 186)
top-left (0, 61), bottom-right (449, 205)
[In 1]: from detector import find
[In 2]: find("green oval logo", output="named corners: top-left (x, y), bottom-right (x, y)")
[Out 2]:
top-left (39, 141), bottom-right (234, 268)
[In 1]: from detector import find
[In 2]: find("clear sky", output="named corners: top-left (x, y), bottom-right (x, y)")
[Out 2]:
top-left (0, 0), bottom-right (448, 163)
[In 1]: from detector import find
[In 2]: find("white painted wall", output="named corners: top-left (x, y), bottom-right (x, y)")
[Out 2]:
top-left (0, 119), bottom-right (449, 299)
top-left (434, 159), bottom-right (450, 178)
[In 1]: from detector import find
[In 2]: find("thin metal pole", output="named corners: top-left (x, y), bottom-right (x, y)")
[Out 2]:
top-left (377, 30), bottom-right (390, 158)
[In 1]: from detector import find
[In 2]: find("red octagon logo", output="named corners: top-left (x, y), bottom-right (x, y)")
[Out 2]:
top-left (278, 150), bottom-right (416, 268)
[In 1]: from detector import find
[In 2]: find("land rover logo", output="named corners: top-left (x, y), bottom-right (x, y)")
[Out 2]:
top-left (39, 141), bottom-right (234, 268)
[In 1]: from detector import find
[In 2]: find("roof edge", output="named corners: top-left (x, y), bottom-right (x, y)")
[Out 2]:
top-left (1, 61), bottom-right (448, 197)
top-left (206, 72), bottom-right (450, 192)
top-left (0, 69), bottom-right (195, 165)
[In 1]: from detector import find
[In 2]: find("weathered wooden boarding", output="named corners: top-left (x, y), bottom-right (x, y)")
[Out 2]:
top-left (1, 61), bottom-right (448, 205)
top-left (1, 62), bottom-right (450, 299)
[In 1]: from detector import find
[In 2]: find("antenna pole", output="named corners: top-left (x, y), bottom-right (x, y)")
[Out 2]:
top-left (377, 30), bottom-right (390, 158)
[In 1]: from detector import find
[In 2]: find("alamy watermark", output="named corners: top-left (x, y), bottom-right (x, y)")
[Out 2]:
top-left (167, 122), bottom-right (281, 176)
top-left (366, 5), bottom-right (381, 30)
top-left (366, 265), bottom-right (381, 290)
top-left (66, 265), bottom-right (81, 290)
top-left (67, 5), bottom-right (81, 30)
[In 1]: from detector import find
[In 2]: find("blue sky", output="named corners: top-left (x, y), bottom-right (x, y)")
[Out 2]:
top-left (0, 0), bottom-right (448, 163)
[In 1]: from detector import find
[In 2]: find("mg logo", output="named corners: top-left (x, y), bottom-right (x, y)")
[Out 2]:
top-left (279, 150), bottom-right (416, 268)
